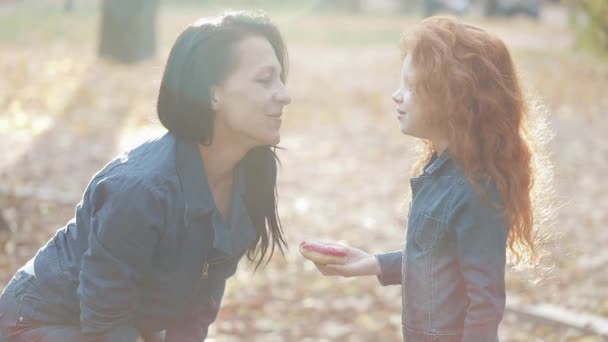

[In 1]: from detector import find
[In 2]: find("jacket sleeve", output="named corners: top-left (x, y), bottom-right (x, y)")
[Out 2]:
top-left (78, 176), bottom-right (165, 340)
top-left (375, 251), bottom-right (403, 286)
top-left (164, 310), bottom-right (218, 341)
top-left (451, 189), bottom-right (508, 342)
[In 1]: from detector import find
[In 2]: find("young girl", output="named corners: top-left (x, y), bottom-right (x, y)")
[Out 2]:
top-left (313, 16), bottom-right (549, 341)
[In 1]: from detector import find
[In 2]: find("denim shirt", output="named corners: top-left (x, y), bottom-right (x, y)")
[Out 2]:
top-left (376, 151), bottom-right (507, 341)
top-left (27, 132), bottom-right (256, 340)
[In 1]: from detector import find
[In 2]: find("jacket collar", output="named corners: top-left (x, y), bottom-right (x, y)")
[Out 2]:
top-left (423, 149), bottom-right (453, 176)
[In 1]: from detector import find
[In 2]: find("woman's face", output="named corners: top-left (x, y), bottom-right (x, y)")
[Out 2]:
top-left (392, 54), bottom-right (435, 140)
top-left (212, 35), bottom-right (291, 147)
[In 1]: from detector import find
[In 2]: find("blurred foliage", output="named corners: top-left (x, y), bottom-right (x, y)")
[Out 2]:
top-left (168, 0), bottom-right (350, 11)
top-left (570, 0), bottom-right (608, 57)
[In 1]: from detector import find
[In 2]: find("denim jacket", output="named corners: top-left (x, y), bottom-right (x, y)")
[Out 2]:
top-left (376, 151), bottom-right (507, 342)
top-left (25, 132), bottom-right (256, 340)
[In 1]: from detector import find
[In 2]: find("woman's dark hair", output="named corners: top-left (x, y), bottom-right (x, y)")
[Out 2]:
top-left (157, 11), bottom-right (288, 269)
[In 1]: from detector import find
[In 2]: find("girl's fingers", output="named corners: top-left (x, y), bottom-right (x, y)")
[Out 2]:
top-left (315, 263), bottom-right (350, 277)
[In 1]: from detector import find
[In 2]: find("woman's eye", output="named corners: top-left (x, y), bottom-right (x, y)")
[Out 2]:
top-left (257, 74), bottom-right (273, 85)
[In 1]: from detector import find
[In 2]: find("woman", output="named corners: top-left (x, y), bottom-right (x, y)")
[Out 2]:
top-left (313, 16), bottom-right (550, 341)
top-left (0, 11), bottom-right (291, 341)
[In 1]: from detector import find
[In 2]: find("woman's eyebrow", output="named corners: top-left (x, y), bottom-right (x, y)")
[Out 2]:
top-left (257, 64), bottom-right (280, 74)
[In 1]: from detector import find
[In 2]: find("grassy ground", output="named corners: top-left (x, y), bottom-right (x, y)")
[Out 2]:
top-left (1, 1), bottom-right (607, 341)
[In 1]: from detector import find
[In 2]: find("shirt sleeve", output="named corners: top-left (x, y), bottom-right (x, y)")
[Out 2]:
top-left (375, 251), bottom-right (403, 286)
top-left (451, 189), bottom-right (508, 341)
top-left (78, 176), bottom-right (165, 339)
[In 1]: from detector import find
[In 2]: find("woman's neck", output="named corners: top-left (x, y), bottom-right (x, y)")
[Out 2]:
top-left (198, 139), bottom-right (248, 188)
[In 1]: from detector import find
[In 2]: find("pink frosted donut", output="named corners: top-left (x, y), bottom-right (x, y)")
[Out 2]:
top-left (299, 241), bottom-right (348, 265)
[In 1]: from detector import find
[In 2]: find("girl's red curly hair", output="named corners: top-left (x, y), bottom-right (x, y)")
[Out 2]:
top-left (403, 16), bottom-right (553, 264)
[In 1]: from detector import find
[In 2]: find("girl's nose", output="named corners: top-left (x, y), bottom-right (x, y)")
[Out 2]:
top-left (392, 89), bottom-right (403, 104)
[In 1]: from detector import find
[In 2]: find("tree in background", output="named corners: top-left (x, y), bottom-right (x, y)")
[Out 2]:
top-left (336, 0), bottom-right (362, 13)
top-left (98, 0), bottom-right (160, 64)
top-left (571, 0), bottom-right (608, 57)
top-left (64, 0), bottom-right (74, 12)
top-left (0, 211), bottom-right (11, 256)
top-left (316, 0), bottom-right (362, 13)
top-left (483, 0), bottom-right (499, 16)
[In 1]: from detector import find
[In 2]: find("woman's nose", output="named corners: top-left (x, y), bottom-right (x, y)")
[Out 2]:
top-left (275, 85), bottom-right (291, 106)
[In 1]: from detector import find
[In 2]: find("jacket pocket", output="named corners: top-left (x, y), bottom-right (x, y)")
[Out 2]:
top-left (414, 214), bottom-right (442, 251)
top-left (15, 294), bottom-right (49, 327)
top-left (14, 285), bottom-right (77, 326)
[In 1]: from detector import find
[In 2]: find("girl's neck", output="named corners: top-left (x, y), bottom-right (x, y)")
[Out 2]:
top-left (431, 138), bottom-right (449, 155)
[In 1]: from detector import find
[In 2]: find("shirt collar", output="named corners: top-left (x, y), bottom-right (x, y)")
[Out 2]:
top-left (175, 138), bottom-right (215, 217)
top-left (175, 137), bottom-right (256, 258)
top-left (211, 164), bottom-right (256, 258)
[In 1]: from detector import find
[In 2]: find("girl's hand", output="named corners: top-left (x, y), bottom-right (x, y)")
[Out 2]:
top-left (314, 244), bottom-right (381, 278)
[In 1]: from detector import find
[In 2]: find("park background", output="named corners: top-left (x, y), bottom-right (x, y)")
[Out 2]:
top-left (0, 0), bottom-right (607, 340)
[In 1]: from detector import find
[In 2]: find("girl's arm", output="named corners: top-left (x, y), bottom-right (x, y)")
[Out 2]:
top-left (375, 251), bottom-right (403, 286)
top-left (451, 190), bottom-right (508, 341)
top-left (313, 245), bottom-right (382, 278)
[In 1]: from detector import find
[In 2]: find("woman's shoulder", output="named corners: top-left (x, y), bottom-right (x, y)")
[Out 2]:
top-left (88, 133), bottom-right (180, 196)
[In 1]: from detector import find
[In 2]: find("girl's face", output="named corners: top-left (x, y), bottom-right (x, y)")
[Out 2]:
top-left (392, 54), bottom-right (436, 140)
top-left (212, 35), bottom-right (291, 147)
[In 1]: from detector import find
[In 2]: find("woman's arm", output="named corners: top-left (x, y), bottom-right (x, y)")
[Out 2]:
top-left (78, 176), bottom-right (165, 340)
top-left (451, 190), bottom-right (508, 341)
top-left (164, 312), bottom-right (213, 342)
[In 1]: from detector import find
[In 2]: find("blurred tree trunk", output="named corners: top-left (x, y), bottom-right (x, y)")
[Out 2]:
top-left (0, 211), bottom-right (11, 256)
top-left (397, 0), bottom-right (416, 14)
top-left (483, 0), bottom-right (499, 16)
top-left (64, 0), bottom-right (74, 12)
top-left (98, 0), bottom-right (160, 64)
top-left (335, 0), bottom-right (362, 13)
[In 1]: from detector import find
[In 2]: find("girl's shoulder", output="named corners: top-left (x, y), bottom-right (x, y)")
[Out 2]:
top-left (442, 163), bottom-right (503, 209)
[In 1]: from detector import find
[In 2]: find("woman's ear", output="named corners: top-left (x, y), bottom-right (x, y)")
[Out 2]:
top-left (210, 86), bottom-right (222, 112)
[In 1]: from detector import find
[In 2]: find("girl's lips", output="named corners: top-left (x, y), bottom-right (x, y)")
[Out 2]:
top-left (268, 117), bottom-right (282, 126)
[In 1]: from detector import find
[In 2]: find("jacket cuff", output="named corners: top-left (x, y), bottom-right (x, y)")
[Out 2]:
top-left (375, 251), bottom-right (403, 286)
